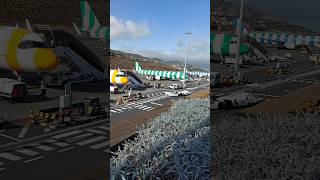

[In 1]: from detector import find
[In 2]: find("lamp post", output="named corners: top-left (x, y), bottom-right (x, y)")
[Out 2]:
top-left (235, 0), bottom-right (244, 81)
top-left (184, 31), bottom-right (192, 75)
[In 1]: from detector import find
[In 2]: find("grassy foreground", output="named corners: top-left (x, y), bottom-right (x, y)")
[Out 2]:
top-left (213, 113), bottom-right (320, 179)
top-left (111, 98), bottom-right (211, 180)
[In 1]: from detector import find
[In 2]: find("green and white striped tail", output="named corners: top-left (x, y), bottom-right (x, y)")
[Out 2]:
top-left (80, 0), bottom-right (109, 41)
top-left (135, 62), bottom-right (188, 80)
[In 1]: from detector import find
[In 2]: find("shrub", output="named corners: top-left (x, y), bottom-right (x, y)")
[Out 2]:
top-left (213, 113), bottom-right (320, 179)
top-left (111, 98), bottom-right (211, 180)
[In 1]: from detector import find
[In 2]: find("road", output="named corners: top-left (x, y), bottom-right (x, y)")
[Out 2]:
top-left (0, 122), bottom-right (109, 179)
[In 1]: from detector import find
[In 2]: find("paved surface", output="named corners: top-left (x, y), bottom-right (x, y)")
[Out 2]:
top-left (0, 123), bottom-right (108, 179)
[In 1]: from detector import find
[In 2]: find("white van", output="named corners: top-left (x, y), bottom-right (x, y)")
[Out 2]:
top-left (0, 78), bottom-right (27, 102)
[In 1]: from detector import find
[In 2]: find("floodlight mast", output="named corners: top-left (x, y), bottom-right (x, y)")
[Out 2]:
top-left (235, 0), bottom-right (244, 81)
top-left (184, 31), bottom-right (192, 75)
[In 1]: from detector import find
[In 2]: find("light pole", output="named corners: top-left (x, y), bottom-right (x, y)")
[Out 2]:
top-left (235, 0), bottom-right (244, 81)
top-left (184, 31), bottom-right (192, 75)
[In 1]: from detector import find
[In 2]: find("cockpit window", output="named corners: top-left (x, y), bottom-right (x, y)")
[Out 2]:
top-left (116, 74), bottom-right (126, 77)
top-left (18, 40), bottom-right (51, 49)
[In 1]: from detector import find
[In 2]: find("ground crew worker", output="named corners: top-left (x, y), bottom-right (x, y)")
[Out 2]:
top-left (40, 80), bottom-right (47, 98)
top-left (128, 88), bottom-right (132, 101)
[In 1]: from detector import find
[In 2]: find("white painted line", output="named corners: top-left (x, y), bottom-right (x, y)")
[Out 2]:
top-left (52, 130), bottom-right (82, 139)
top-left (76, 136), bottom-right (106, 146)
top-left (141, 106), bottom-right (152, 111)
top-left (54, 142), bottom-right (69, 147)
top-left (18, 126), bottom-right (29, 139)
top-left (85, 129), bottom-right (105, 135)
top-left (134, 104), bottom-right (144, 108)
top-left (146, 108), bottom-right (155, 111)
top-left (255, 93), bottom-right (280, 98)
top-left (58, 147), bottom-right (74, 153)
top-left (0, 168), bottom-right (6, 171)
top-left (34, 145), bottom-right (55, 151)
top-left (24, 156), bottom-right (43, 163)
top-left (66, 133), bottom-right (93, 142)
top-left (151, 93), bottom-right (155, 97)
top-left (114, 109), bottom-right (123, 112)
top-left (90, 142), bottom-right (108, 149)
top-left (0, 153), bottom-right (22, 161)
top-left (119, 107), bottom-right (127, 110)
top-left (148, 94), bottom-right (150, 98)
top-left (110, 110), bottom-right (118, 113)
top-left (307, 81), bottom-right (313, 83)
top-left (150, 102), bottom-right (162, 106)
top-left (97, 126), bottom-right (108, 131)
top-left (0, 133), bottom-right (20, 142)
top-left (16, 149), bottom-right (39, 156)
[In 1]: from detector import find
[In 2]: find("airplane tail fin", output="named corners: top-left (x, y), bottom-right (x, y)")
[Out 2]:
top-left (80, 0), bottom-right (109, 40)
top-left (135, 62), bottom-right (141, 72)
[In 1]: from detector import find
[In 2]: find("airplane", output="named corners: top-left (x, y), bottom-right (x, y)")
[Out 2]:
top-left (248, 31), bottom-right (320, 50)
top-left (134, 61), bottom-right (189, 80)
top-left (110, 69), bottom-right (129, 85)
top-left (0, 26), bottom-right (59, 76)
top-left (211, 33), bottom-right (251, 57)
top-left (79, 0), bottom-right (109, 41)
top-left (187, 71), bottom-right (210, 78)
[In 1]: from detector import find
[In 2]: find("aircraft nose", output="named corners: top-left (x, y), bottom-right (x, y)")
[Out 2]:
top-left (34, 49), bottom-right (59, 71)
top-left (120, 77), bottom-right (129, 84)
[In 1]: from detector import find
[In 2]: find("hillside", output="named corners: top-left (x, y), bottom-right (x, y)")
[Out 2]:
top-left (0, 0), bottom-right (108, 26)
top-left (212, 0), bottom-right (313, 33)
top-left (110, 50), bottom-right (206, 72)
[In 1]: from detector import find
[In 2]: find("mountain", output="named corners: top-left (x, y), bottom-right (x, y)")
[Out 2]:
top-left (0, 0), bottom-right (108, 26)
top-left (212, 0), bottom-right (313, 33)
top-left (110, 50), bottom-right (207, 72)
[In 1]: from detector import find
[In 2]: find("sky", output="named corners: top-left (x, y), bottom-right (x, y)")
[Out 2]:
top-left (110, 0), bottom-right (210, 71)
top-left (226, 0), bottom-right (320, 31)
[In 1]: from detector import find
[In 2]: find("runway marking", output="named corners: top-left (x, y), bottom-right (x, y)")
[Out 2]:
top-left (85, 129), bottom-right (105, 135)
top-left (114, 109), bottom-right (123, 112)
top-left (66, 133), bottom-right (93, 142)
top-left (146, 108), bottom-right (155, 111)
top-left (18, 126), bottom-right (29, 139)
top-left (97, 126), bottom-right (108, 131)
top-left (90, 142), bottom-right (108, 149)
top-left (76, 136), bottom-right (106, 146)
top-left (256, 93), bottom-right (280, 98)
top-left (52, 130), bottom-right (82, 139)
top-left (24, 156), bottom-right (43, 163)
top-left (150, 102), bottom-right (162, 106)
top-left (134, 104), bottom-right (144, 108)
top-left (45, 139), bottom-right (69, 147)
top-left (0, 133), bottom-right (20, 142)
top-left (0, 168), bottom-right (6, 171)
top-left (151, 93), bottom-right (155, 97)
top-left (58, 147), bottom-right (74, 153)
top-left (148, 94), bottom-right (150, 98)
top-left (0, 153), bottom-right (22, 161)
top-left (34, 145), bottom-right (55, 151)
top-left (16, 149), bottom-right (39, 156)
top-left (110, 110), bottom-right (118, 113)
top-left (141, 106), bottom-right (152, 111)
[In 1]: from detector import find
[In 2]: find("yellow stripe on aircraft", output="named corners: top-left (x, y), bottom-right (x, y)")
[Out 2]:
top-left (34, 48), bottom-right (59, 71)
top-left (111, 69), bottom-right (118, 83)
top-left (6, 28), bottom-right (28, 71)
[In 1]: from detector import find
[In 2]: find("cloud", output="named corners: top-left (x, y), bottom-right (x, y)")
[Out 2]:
top-left (110, 16), bottom-right (150, 41)
top-left (119, 38), bottom-right (210, 70)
